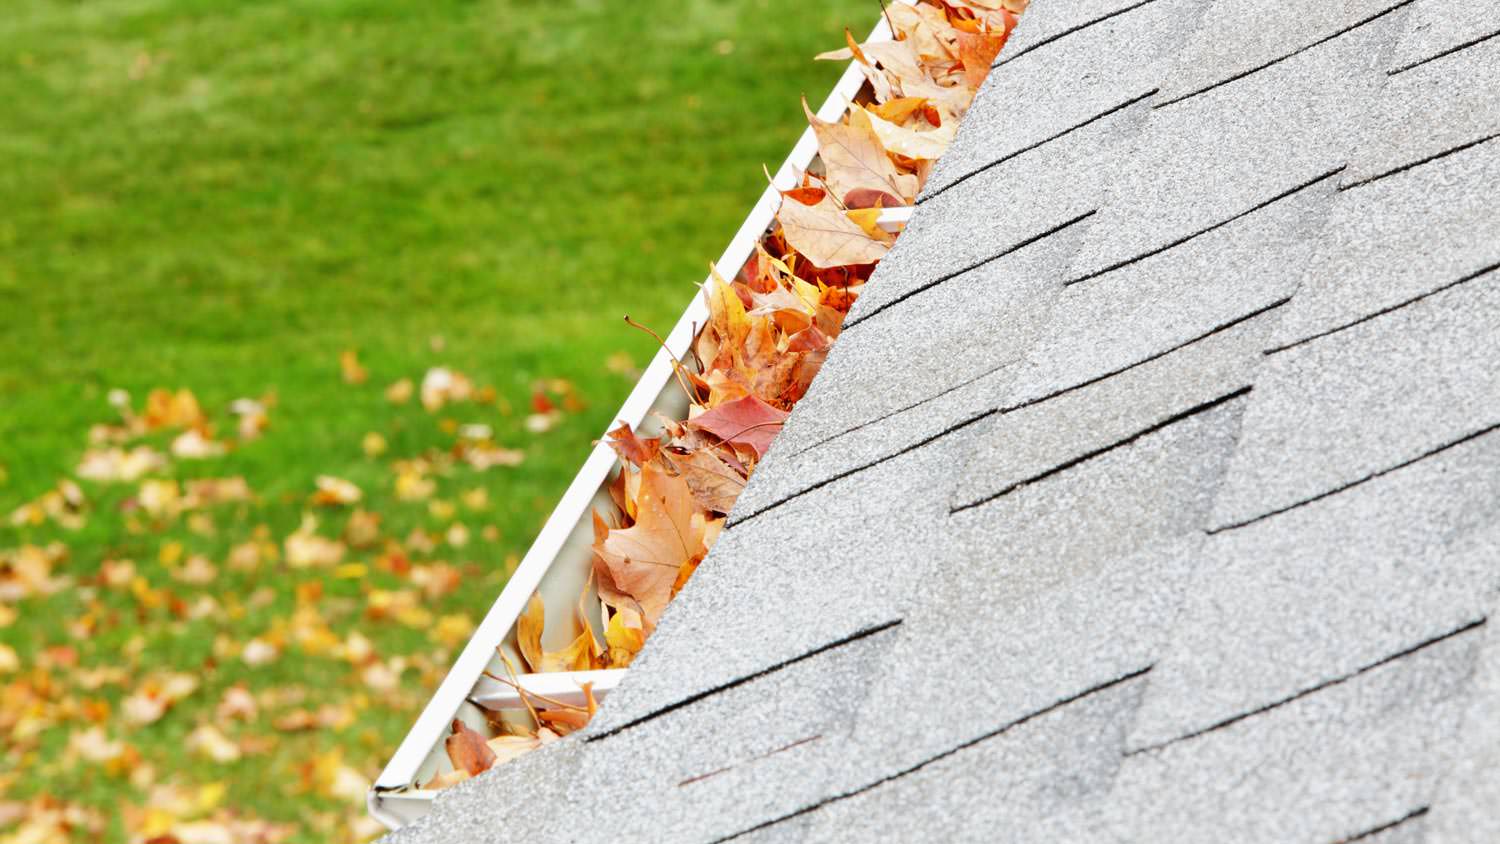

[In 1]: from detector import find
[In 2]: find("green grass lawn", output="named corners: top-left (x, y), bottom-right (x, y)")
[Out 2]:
top-left (0, 0), bottom-right (869, 839)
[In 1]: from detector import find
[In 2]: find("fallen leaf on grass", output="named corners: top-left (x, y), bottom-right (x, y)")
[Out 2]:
top-left (76, 445), bottom-right (167, 482)
top-left (311, 475), bottom-right (363, 506)
top-left (340, 349), bottom-right (368, 385)
top-left (187, 723), bottom-right (242, 763)
top-left (285, 516), bottom-right (345, 568)
top-left (171, 429), bottom-right (227, 459)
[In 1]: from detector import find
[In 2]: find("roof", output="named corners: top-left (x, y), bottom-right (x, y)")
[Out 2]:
top-left (385, 1), bottom-right (1500, 840)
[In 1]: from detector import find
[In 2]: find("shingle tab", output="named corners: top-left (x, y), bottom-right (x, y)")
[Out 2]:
top-left (1156, 0), bottom-right (1408, 105)
top-left (1131, 432), bottom-right (1500, 749)
top-left (1343, 36), bottom-right (1500, 184)
top-left (1387, 0), bottom-right (1500, 73)
top-left (1211, 273), bottom-right (1500, 529)
top-left (922, 0), bottom-right (1204, 198)
top-left (1425, 603), bottom-right (1500, 844)
top-left (1099, 630), bottom-right (1477, 842)
top-left (1274, 141), bottom-right (1500, 351)
top-left (1065, 13), bottom-right (1401, 282)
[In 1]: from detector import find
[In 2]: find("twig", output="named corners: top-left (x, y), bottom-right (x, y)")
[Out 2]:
top-left (481, 669), bottom-right (589, 712)
top-left (623, 315), bottom-right (700, 403)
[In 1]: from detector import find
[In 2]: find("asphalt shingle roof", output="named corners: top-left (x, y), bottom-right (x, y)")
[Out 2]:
top-left (387, 0), bottom-right (1500, 839)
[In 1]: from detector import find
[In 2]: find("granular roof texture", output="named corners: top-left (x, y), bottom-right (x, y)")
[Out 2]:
top-left (387, 0), bottom-right (1500, 840)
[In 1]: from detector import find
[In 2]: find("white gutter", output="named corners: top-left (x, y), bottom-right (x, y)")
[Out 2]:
top-left (370, 4), bottom-right (913, 827)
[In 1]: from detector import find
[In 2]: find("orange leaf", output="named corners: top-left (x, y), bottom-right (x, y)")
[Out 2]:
top-left (604, 422), bottom-right (661, 467)
top-left (956, 30), bottom-right (1008, 90)
top-left (670, 448), bottom-right (746, 514)
top-left (801, 97), bottom-right (917, 204)
top-left (777, 189), bottom-right (891, 269)
top-left (843, 187), bottom-right (904, 210)
top-left (592, 464), bottom-right (704, 627)
top-left (444, 720), bottom-right (495, 776)
top-left (871, 96), bottom-right (928, 124)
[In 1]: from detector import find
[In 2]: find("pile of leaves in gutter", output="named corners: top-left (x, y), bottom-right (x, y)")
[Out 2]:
top-left (434, 0), bottom-right (1024, 787)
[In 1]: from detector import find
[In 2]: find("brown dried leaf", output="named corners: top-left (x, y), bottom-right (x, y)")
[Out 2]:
top-left (777, 189), bottom-right (890, 269)
top-left (444, 719), bottom-right (496, 777)
top-left (669, 448), bottom-right (746, 514)
top-left (801, 97), bottom-right (917, 204)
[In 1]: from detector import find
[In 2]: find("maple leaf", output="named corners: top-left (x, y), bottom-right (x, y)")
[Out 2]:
top-left (592, 464), bottom-right (704, 627)
top-left (516, 593), bottom-right (546, 673)
top-left (777, 188), bottom-right (891, 269)
top-left (887, 2), bottom-right (961, 61)
top-left (604, 608), bottom-right (645, 667)
top-left (686, 394), bottom-right (790, 459)
top-left (668, 448), bottom-right (747, 514)
top-left (604, 422), bottom-right (662, 467)
top-left (956, 29), bottom-right (1009, 90)
top-left (801, 97), bottom-right (918, 204)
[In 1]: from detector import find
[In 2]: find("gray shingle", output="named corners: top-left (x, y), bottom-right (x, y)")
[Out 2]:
top-left (1007, 179), bottom-right (1331, 405)
top-left (922, 0), bottom-right (1205, 199)
top-left (949, 310), bottom-right (1269, 511)
top-left (998, 0), bottom-right (1166, 63)
top-left (1388, 0), bottom-right (1500, 73)
top-left (795, 675), bottom-right (1147, 844)
top-left (1425, 599), bottom-right (1500, 844)
top-left (836, 397), bottom-right (1243, 781)
top-left (1098, 629), bottom-right (1478, 842)
top-left (1343, 35), bottom-right (1500, 185)
top-left (1274, 140), bottom-right (1500, 351)
top-left (1156, 0), bottom-right (1407, 105)
top-left (1210, 272), bottom-right (1500, 530)
top-left (1130, 430), bottom-right (1500, 749)
top-left (1064, 12), bottom-right (1402, 283)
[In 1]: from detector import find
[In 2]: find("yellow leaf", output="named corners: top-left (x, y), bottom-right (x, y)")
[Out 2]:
top-left (605, 610), bottom-right (645, 668)
top-left (517, 593), bottom-right (545, 673)
top-left (845, 207), bottom-right (889, 241)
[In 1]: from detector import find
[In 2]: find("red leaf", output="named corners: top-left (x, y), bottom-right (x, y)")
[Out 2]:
top-left (686, 395), bottom-right (790, 459)
top-left (842, 187), bottom-right (904, 210)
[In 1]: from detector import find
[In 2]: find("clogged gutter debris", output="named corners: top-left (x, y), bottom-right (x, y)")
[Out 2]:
top-left (430, 0), bottom-right (1025, 788)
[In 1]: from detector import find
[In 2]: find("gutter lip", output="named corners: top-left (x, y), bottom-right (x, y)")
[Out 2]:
top-left (368, 3), bottom-right (918, 827)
